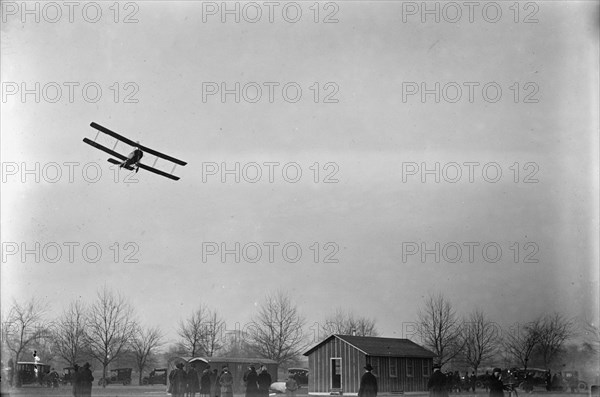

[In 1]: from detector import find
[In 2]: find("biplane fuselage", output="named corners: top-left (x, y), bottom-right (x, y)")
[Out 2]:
top-left (83, 122), bottom-right (186, 181)
top-left (120, 148), bottom-right (144, 170)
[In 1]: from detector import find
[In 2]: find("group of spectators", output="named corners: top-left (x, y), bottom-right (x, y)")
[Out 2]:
top-left (428, 366), bottom-right (519, 397)
top-left (168, 363), bottom-right (274, 397)
top-left (426, 366), bottom-right (582, 395)
top-left (428, 366), bottom-right (571, 397)
top-left (243, 365), bottom-right (277, 397)
top-left (428, 366), bottom-right (498, 395)
top-left (439, 370), bottom-right (479, 393)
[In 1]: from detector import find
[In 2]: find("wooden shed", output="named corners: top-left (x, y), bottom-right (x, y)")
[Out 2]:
top-left (304, 335), bottom-right (435, 395)
top-left (166, 356), bottom-right (278, 394)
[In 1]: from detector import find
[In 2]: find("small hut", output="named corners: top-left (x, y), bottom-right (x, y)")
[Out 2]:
top-left (304, 335), bottom-right (435, 394)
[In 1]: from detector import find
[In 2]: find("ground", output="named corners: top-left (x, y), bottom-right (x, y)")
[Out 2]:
top-left (0, 386), bottom-right (594, 397)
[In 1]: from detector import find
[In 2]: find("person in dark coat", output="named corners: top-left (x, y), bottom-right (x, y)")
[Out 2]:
top-left (7, 358), bottom-right (14, 387)
top-left (79, 363), bottom-right (94, 397)
top-left (453, 371), bottom-right (461, 392)
top-left (545, 370), bottom-right (552, 391)
top-left (427, 364), bottom-right (448, 397)
top-left (170, 363), bottom-right (188, 397)
top-left (489, 368), bottom-right (505, 397)
top-left (552, 372), bottom-right (563, 391)
top-left (210, 369), bottom-right (220, 397)
top-left (187, 365), bottom-right (200, 397)
top-left (358, 364), bottom-right (378, 397)
top-left (257, 365), bottom-right (272, 397)
top-left (48, 368), bottom-right (60, 388)
top-left (72, 364), bottom-right (80, 397)
top-left (245, 366), bottom-right (259, 397)
top-left (470, 372), bottom-right (477, 392)
top-left (201, 366), bottom-right (213, 397)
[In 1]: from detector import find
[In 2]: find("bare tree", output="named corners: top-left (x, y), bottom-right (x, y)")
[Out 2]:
top-left (2, 297), bottom-right (50, 363)
top-left (582, 320), bottom-right (600, 354)
top-left (536, 313), bottom-right (575, 367)
top-left (503, 319), bottom-right (542, 369)
top-left (247, 291), bottom-right (308, 365)
top-left (177, 304), bottom-right (223, 357)
top-left (201, 310), bottom-right (225, 356)
top-left (131, 325), bottom-right (164, 385)
top-left (52, 300), bottom-right (88, 366)
top-left (220, 329), bottom-right (255, 358)
top-left (462, 309), bottom-right (499, 372)
top-left (84, 287), bottom-right (137, 387)
top-left (321, 307), bottom-right (378, 338)
top-left (417, 293), bottom-right (464, 367)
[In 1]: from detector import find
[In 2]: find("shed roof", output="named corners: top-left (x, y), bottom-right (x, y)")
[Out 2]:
top-left (304, 335), bottom-right (435, 358)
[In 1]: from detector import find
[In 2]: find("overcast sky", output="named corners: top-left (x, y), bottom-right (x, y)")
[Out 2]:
top-left (1, 1), bottom-right (598, 348)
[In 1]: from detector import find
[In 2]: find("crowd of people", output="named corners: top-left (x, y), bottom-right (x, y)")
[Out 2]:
top-left (429, 369), bottom-right (481, 393)
top-left (168, 363), bottom-right (277, 397)
top-left (426, 366), bottom-right (571, 396)
top-left (428, 366), bottom-right (510, 397)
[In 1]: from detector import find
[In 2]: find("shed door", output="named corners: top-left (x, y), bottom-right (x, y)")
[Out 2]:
top-left (331, 358), bottom-right (341, 389)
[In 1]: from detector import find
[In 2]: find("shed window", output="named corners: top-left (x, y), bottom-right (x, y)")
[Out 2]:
top-left (406, 359), bottom-right (414, 377)
top-left (389, 359), bottom-right (397, 378)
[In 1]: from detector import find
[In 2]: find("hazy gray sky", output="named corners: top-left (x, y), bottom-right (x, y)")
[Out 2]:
top-left (2, 1), bottom-right (598, 347)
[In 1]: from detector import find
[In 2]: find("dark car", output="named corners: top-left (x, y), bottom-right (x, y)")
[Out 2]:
top-left (61, 367), bottom-right (75, 385)
top-left (98, 368), bottom-right (132, 386)
top-left (143, 368), bottom-right (167, 385)
top-left (15, 362), bottom-right (50, 386)
top-left (288, 368), bottom-right (308, 387)
top-left (563, 371), bottom-right (588, 392)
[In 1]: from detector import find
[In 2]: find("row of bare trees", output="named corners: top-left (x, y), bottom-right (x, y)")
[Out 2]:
top-left (3, 289), bottom-right (593, 379)
top-left (174, 292), bottom-right (378, 366)
top-left (416, 293), bottom-right (581, 371)
top-left (2, 289), bottom-right (377, 382)
top-left (2, 287), bottom-right (164, 386)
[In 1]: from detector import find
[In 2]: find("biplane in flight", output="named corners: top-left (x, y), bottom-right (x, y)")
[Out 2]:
top-left (83, 122), bottom-right (187, 181)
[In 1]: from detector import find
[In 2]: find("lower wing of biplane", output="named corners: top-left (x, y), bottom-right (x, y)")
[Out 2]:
top-left (83, 122), bottom-right (187, 181)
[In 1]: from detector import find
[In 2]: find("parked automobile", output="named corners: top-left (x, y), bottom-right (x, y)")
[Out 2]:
top-left (288, 368), bottom-right (308, 386)
top-left (143, 368), bottom-right (167, 385)
top-left (15, 362), bottom-right (50, 387)
top-left (506, 368), bottom-right (548, 390)
top-left (563, 371), bottom-right (588, 392)
top-left (98, 368), bottom-right (132, 386)
top-left (61, 367), bottom-right (75, 385)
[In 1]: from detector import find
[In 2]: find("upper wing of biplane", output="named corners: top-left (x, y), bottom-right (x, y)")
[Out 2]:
top-left (83, 122), bottom-right (187, 181)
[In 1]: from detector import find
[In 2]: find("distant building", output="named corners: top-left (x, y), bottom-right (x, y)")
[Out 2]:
top-left (303, 335), bottom-right (435, 395)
